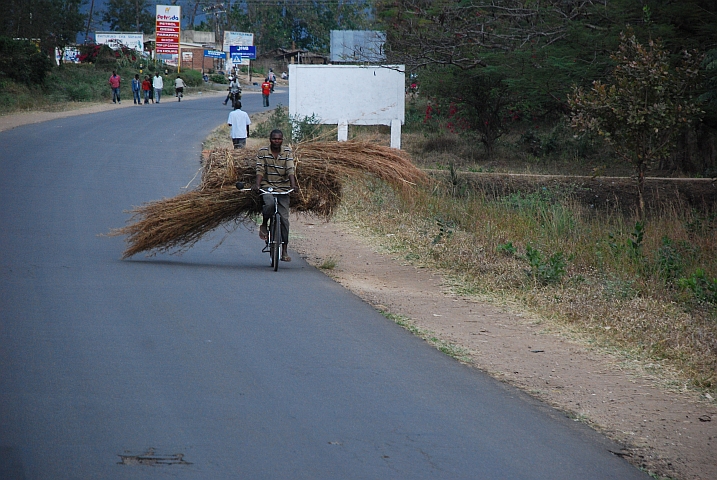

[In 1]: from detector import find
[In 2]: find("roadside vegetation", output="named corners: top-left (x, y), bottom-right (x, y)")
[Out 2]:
top-left (245, 76), bottom-right (717, 396)
top-left (0, 38), bottom-right (212, 114)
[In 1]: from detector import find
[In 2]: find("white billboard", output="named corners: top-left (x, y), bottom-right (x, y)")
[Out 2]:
top-left (95, 32), bottom-right (144, 51)
top-left (289, 65), bottom-right (405, 148)
top-left (223, 31), bottom-right (253, 67)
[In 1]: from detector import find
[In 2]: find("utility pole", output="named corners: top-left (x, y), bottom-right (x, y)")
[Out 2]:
top-left (85, 0), bottom-right (95, 43)
top-left (203, 3), bottom-right (226, 71)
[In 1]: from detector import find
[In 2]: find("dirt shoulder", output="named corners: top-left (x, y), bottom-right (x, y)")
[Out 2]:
top-left (290, 217), bottom-right (717, 480)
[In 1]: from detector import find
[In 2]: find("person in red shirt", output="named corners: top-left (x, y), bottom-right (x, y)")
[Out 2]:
top-left (141, 76), bottom-right (151, 104)
top-left (261, 78), bottom-right (272, 107)
top-left (108, 70), bottom-right (121, 104)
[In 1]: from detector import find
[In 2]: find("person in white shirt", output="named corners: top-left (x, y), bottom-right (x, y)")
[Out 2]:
top-left (152, 72), bottom-right (164, 103)
top-left (174, 75), bottom-right (186, 101)
top-left (227, 101), bottom-right (251, 149)
top-left (223, 76), bottom-right (242, 106)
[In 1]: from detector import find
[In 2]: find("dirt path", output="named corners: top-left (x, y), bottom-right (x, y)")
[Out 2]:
top-left (290, 217), bottom-right (716, 480)
top-left (3, 104), bottom-right (715, 480)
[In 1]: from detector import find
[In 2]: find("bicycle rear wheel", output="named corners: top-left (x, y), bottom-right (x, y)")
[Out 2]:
top-left (270, 214), bottom-right (281, 270)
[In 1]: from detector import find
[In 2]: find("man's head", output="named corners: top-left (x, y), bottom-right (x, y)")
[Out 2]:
top-left (234, 101), bottom-right (242, 110)
top-left (155, 72), bottom-right (159, 76)
top-left (269, 130), bottom-right (283, 151)
top-left (135, 74), bottom-right (139, 79)
top-left (112, 70), bottom-right (116, 75)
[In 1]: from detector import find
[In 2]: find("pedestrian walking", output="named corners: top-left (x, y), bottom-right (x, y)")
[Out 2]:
top-left (153, 72), bottom-right (164, 104)
top-left (142, 75), bottom-right (151, 104)
top-left (261, 78), bottom-right (272, 107)
top-left (227, 101), bottom-right (251, 149)
top-left (109, 70), bottom-right (121, 104)
top-left (131, 74), bottom-right (141, 105)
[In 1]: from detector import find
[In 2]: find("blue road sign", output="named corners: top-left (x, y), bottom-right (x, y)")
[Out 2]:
top-left (229, 45), bottom-right (256, 59)
top-left (204, 49), bottom-right (225, 59)
top-left (231, 53), bottom-right (243, 63)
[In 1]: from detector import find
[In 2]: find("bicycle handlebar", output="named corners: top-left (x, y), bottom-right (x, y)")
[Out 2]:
top-left (235, 181), bottom-right (293, 194)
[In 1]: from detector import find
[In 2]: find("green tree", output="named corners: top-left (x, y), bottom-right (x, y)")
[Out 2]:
top-left (0, 36), bottom-right (54, 84)
top-left (422, 66), bottom-right (513, 158)
top-left (227, 0), bottom-right (375, 53)
top-left (101, 0), bottom-right (155, 33)
top-left (568, 34), bottom-right (703, 218)
top-left (1, 0), bottom-right (85, 54)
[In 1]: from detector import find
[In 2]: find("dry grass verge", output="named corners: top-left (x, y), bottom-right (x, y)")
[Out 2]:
top-left (336, 177), bottom-right (717, 393)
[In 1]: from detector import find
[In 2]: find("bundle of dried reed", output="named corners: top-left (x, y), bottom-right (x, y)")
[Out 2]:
top-left (111, 140), bottom-right (427, 258)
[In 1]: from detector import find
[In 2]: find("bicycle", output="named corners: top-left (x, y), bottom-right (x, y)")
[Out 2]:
top-left (236, 182), bottom-right (293, 271)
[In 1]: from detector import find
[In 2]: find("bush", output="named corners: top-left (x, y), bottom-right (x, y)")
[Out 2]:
top-left (177, 69), bottom-right (203, 87)
top-left (210, 74), bottom-right (227, 84)
top-left (0, 36), bottom-right (54, 85)
top-left (44, 63), bottom-right (110, 103)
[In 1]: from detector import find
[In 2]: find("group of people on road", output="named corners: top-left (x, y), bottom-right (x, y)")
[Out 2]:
top-left (110, 71), bottom-right (185, 105)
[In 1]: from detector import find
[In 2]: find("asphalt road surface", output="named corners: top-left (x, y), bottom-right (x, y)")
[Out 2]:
top-left (0, 90), bottom-right (648, 479)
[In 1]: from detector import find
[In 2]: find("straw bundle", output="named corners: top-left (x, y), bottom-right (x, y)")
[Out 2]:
top-left (111, 140), bottom-right (427, 258)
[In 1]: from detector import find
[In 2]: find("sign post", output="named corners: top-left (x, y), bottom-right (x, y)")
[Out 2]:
top-left (155, 5), bottom-right (181, 69)
top-left (229, 45), bottom-right (256, 84)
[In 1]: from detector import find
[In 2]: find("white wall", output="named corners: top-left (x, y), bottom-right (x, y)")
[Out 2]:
top-left (288, 65), bottom-right (405, 126)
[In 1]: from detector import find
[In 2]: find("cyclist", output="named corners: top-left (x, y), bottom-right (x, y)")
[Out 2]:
top-left (174, 75), bottom-right (186, 100)
top-left (253, 129), bottom-right (297, 262)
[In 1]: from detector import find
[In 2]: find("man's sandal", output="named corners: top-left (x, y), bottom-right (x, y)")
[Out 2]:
top-left (281, 255), bottom-right (291, 262)
top-left (259, 225), bottom-right (268, 240)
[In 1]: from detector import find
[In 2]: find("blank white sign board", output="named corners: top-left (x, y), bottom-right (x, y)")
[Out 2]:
top-left (288, 65), bottom-right (405, 148)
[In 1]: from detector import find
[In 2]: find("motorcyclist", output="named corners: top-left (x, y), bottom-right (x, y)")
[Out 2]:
top-left (223, 76), bottom-right (242, 106)
top-left (268, 69), bottom-right (276, 92)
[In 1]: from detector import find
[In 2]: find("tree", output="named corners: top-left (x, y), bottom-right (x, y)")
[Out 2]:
top-left (422, 66), bottom-right (513, 158)
top-left (227, 0), bottom-right (375, 53)
top-left (0, 36), bottom-right (54, 84)
top-left (568, 33), bottom-right (702, 218)
top-left (101, 0), bottom-right (155, 33)
top-left (1, 0), bottom-right (85, 54)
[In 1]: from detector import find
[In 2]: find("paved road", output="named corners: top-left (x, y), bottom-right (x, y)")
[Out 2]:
top-left (0, 91), bottom-right (647, 479)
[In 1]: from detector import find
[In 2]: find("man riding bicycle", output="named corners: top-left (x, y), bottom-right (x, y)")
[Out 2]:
top-left (253, 130), bottom-right (297, 262)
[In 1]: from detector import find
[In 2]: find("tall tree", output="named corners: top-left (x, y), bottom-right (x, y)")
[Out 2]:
top-left (101, 0), bottom-right (155, 33)
top-left (227, 0), bottom-right (375, 53)
top-left (2, 0), bottom-right (85, 53)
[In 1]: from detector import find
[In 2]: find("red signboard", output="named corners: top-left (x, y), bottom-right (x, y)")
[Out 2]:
top-left (155, 5), bottom-right (180, 55)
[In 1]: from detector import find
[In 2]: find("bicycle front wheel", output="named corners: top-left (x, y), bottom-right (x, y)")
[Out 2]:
top-left (270, 214), bottom-right (281, 270)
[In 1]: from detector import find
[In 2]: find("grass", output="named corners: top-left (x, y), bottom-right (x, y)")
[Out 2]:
top-left (319, 257), bottom-right (338, 270)
top-left (336, 174), bottom-right (717, 394)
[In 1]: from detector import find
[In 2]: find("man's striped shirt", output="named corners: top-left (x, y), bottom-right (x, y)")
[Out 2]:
top-left (256, 146), bottom-right (295, 191)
